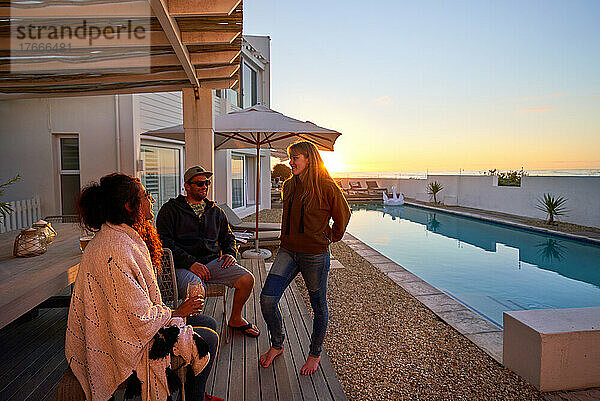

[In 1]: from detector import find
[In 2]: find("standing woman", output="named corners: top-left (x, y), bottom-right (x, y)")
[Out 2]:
top-left (65, 173), bottom-right (219, 401)
top-left (260, 141), bottom-right (351, 375)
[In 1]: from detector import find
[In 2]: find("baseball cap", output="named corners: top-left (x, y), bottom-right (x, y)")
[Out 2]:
top-left (184, 165), bottom-right (213, 182)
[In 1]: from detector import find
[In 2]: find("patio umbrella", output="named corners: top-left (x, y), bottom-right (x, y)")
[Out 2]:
top-left (144, 104), bottom-right (342, 258)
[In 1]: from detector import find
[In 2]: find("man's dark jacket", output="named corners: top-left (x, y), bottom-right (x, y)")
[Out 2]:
top-left (156, 195), bottom-right (237, 269)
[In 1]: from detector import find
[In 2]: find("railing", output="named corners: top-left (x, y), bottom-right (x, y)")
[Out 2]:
top-left (0, 196), bottom-right (41, 233)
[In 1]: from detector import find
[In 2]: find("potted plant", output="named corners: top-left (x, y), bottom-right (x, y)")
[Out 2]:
top-left (536, 193), bottom-right (567, 225)
top-left (427, 181), bottom-right (444, 204)
top-left (0, 175), bottom-right (20, 224)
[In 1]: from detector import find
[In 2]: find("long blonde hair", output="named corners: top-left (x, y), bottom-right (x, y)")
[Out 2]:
top-left (287, 141), bottom-right (335, 206)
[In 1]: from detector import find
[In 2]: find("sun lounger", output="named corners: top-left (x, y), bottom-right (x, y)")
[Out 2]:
top-left (335, 179), bottom-right (351, 194)
top-left (235, 230), bottom-right (280, 249)
top-left (366, 180), bottom-right (387, 194)
top-left (219, 203), bottom-right (281, 231)
top-left (348, 181), bottom-right (369, 193)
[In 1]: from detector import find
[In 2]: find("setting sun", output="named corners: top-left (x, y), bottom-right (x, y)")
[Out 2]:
top-left (320, 151), bottom-right (345, 174)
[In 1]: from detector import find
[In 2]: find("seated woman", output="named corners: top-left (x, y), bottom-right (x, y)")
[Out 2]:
top-left (65, 173), bottom-right (220, 401)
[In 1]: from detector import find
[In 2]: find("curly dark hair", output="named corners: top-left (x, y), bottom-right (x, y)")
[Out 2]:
top-left (77, 173), bottom-right (163, 270)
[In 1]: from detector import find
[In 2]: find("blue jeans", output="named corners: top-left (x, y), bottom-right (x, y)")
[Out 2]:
top-left (260, 247), bottom-right (330, 357)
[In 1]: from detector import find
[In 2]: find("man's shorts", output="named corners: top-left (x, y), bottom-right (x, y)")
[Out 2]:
top-left (175, 257), bottom-right (251, 299)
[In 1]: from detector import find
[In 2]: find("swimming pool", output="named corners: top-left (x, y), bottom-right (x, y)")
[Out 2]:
top-left (347, 203), bottom-right (600, 328)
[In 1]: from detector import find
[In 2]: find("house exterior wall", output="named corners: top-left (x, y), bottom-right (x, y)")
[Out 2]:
top-left (0, 96), bottom-right (124, 217)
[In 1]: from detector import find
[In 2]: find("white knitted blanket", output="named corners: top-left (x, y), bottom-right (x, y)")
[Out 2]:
top-left (65, 223), bottom-right (209, 401)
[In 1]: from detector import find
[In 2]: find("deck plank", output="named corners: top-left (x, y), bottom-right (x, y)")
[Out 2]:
top-left (4, 328), bottom-right (66, 401)
top-left (0, 308), bottom-right (65, 377)
top-left (280, 287), bottom-right (319, 401)
top-left (244, 259), bottom-right (261, 401)
top-left (287, 283), bottom-right (346, 401)
top-left (283, 285), bottom-right (333, 401)
top-left (28, 358), bottom-right (67, 401)
top-left (253, 258), bottom-right (280, 401)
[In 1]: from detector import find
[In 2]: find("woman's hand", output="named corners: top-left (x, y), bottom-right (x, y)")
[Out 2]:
top-left (172, 296), bottom-right (204, 317)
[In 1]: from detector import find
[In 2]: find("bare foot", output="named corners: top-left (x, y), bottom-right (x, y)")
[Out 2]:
top-left (300, 355), bottom-right (321, 375)
top-left (259, 347), bottom-right (284, 368)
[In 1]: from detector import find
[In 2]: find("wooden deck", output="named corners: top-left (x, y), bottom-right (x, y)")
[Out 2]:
top-left (0, 258), bottom-right (347, 401)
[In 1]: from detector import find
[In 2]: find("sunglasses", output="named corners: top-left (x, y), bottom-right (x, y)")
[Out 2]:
top-left (188, 179), bottom-right (211, 187)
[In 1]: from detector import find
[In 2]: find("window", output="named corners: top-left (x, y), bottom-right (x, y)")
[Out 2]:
top-left (242, 62), bottom-right (258, 108)
top-left (231, 153), bottom-right (262, 209)
top-left (58, 137), bottom-right (80, 215)
top-left (246, 155), bottom-right (257, 206)
top-left (140, 144), bottom-right (182, 217)
top-left (226, 89), bottom-right (239, 108)
top-left (231, 155), bottom-right (244, 208)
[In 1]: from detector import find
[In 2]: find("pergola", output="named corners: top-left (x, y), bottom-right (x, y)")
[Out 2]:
top-left (0, 0), bottom-right (244, 168)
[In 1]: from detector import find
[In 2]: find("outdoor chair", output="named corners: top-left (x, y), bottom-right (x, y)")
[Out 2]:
top-left (335, 179), bottom-right (351, 194)
top-left (235, 230), bottom-right (281, 250)
top-left (219, 203), bottom-right (281, 232)
top-left (160, 248), bottom-right (229, 345)
top-left (348, 181), bottom-right (369, 193)
top-left (366, 180), bottom-right (387, 194)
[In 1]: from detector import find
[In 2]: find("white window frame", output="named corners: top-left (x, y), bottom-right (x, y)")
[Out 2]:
top-left (140, 137), bottom-right (185, 198)
top-left (232, 151), bottom-right (262, 211)
top-left (55, 134), bottom-right (80, 215)
top-left (242, 60), bottom-right (260, 108)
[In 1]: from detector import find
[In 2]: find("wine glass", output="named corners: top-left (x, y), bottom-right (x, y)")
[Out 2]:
top-left (186, 282), bottom-right (205, 316)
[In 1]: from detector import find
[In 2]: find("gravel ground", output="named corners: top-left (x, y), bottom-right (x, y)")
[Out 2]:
top-left (243, 209), bottom-right (543, 401)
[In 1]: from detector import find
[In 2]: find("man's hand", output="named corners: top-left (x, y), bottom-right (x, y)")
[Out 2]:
top-left (189, 262), bottom-right (210, 281)
top-left (218, 253), bottom-right (236, 269)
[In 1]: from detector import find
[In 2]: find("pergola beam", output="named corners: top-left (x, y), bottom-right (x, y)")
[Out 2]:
top-left (168, 0), bottom-right (241, 16)
top-left (195, 64), bottom-right (238, 79)
top-left (0, 70), bottom-right (189, 87)
top-left (181, 31), bottom-right (240, 45)
top-left (1, 50), bottom-right (241, 73)
top-left (1, 64), bottom-right (238, 87)
top-left (0, 83), bottom-right (193, 99)
top-left (0, 31), bottom-right (240, 51)
top-left (148, 0), bottom-right (198, 87)
top-left (199, 77), bottom-right (238, 89)
top-left (0, 0), bottom-right (152, 18)
top-left (191, 50), bottom-right (240, 66)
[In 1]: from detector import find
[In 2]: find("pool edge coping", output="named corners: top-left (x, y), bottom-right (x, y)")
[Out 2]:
top-left (403, 201), bottom-right (600, 246)
top-left (342, 232), bottom-right (504, 364)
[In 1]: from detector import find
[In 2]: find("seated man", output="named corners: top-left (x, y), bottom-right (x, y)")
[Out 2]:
top-left (157, 165), bottom-right (260, 337)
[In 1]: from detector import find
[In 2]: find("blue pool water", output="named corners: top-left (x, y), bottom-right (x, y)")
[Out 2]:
top-left (347, 204), bottom-right (600, 328)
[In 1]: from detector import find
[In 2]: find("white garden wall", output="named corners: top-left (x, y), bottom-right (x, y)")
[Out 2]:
top-left (338, 176), bottom-right (600, 229)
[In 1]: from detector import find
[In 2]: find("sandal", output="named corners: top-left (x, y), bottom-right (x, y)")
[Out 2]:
top-left (228, 323), bottom-right (260, 337)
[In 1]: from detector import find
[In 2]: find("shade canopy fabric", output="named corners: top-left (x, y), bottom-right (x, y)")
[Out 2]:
top-left (1, 0), bottom-right (243, 98)
top-left (143, 104), bottom-right (342, 152)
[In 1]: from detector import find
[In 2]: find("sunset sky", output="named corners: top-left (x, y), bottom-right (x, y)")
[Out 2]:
top-left (244, 1), bottom-right (600, 173)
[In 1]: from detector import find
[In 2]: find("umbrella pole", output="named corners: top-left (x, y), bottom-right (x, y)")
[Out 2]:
top-left (255, 136), bottom-right (260, 253)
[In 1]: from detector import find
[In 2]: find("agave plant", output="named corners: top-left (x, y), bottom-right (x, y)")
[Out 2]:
top-left (536, 193), bottom-right (567, 225)
top-left (427, 181), bottom-right (444, 204)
